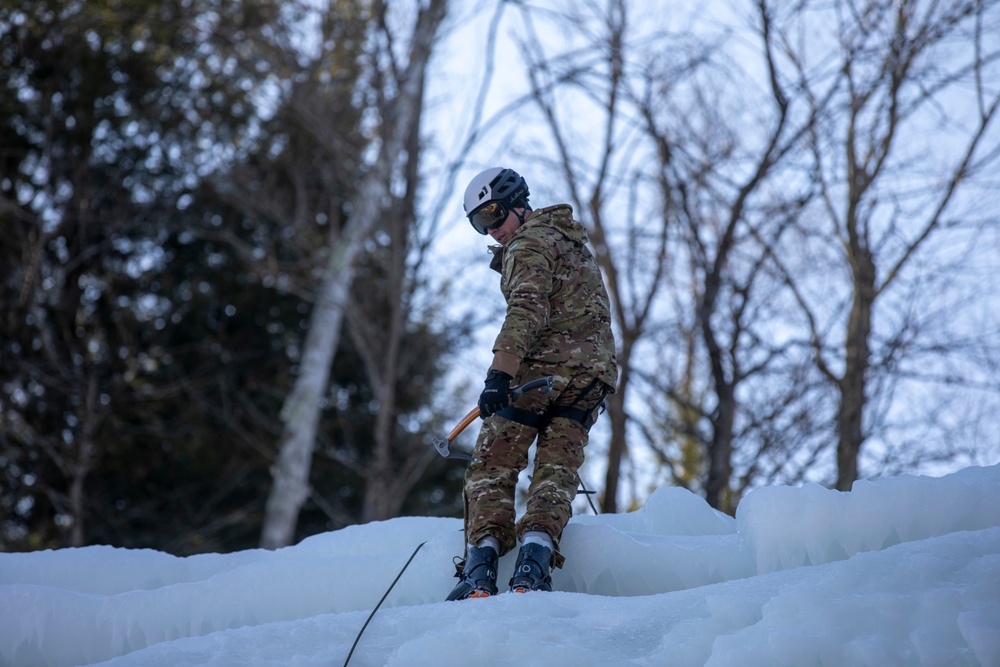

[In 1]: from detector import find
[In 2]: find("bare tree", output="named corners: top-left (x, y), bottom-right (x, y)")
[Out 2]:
top-left (774, 0), bottom-right (1000, 490)
top-left (513, 0), bottom-right (823, 512)
top-left (350, 80), bottom-right (441, 522)
top-left (260, 0), bottom-right (450, 548)
top-left (515, 0), bottom-right (669, 512)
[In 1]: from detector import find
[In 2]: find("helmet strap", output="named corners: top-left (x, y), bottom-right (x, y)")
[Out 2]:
top-left (512, 207), bottom-right (528, 226)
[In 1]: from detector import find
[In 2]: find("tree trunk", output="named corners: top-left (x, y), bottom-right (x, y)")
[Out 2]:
top-left (260, 0), bottom-right (449, 549)
top-left (704, 385), bottom-right (735, 512)
top-left (601, 389), bottom-right (628, 513)
top-left (836, 248), bottom-right (875, 491)
top-left (68, 372), bottom-right (100, 546)
top-left (360, 225), bottom-right (406, 523)
top-left (699, 267), bottom-right (736, 512)
top-left (261, 261), bottom-right (353, 549)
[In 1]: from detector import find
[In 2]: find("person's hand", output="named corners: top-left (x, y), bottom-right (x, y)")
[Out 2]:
top-left (478, 370), bottom-right (512, 417)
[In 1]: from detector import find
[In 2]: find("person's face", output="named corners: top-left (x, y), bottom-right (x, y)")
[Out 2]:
top-left (487, 209), bottom-right (524, 245)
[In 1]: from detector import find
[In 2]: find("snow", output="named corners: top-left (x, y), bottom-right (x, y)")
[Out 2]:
top-left (2, 465), bottom-right (999, 667)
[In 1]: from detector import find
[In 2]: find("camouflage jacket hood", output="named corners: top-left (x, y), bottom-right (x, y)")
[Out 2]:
top-left (488, 205), bottom-right (588, 273)
top-left (486, 204), bottom-right (618, 389)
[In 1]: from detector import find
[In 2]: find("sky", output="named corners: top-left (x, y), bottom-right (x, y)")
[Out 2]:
top-left (417, 0), bottom-right (1000, 512)
top-left (2, 463), bottom-right (998, 667)
top-left (417, 1), bottom-right (776, 508)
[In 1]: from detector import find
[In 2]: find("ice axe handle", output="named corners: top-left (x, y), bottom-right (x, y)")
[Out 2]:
top-left (445, 406), bottom-right (482, 442)
top-left (444, 376), bottom-right (552, 441)
top-left (431, 376), bottom-right (556, 460)
top-left (509, 375), bottom-right (555, 400)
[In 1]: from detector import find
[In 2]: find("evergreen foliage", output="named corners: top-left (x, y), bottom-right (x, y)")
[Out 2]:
top-left (0, 0), bottom-right (462, 554)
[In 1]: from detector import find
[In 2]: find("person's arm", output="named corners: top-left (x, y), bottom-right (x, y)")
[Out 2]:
top-left (489, 244), bottom-right (553, 378)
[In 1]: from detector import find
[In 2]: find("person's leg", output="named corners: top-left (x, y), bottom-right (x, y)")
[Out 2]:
top-left (515, 374), bottom-right (604, 556)
top-left (463, 416), bottom-right (538, 555)
top-left (514, 413), bottom-right (587, 572)
top-left (510, 375), bottom-right (607, 593)
top-left (448, 416), bottom-right (537, 600)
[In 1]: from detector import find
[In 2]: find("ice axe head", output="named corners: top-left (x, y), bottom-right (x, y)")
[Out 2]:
top-left (432, 435), bottom-right (474, 461)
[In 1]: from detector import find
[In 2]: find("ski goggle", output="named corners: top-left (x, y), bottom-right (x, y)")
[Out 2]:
top-left (468, 201), bottom-right (508, 235)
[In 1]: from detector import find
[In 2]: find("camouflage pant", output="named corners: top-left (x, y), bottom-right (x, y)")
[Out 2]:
top-left (463, 367), bottom-right (609, 568)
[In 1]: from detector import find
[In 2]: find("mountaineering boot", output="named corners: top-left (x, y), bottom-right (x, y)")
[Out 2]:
top-left (446, 545), bottom-right (499, 601)
top-left (509, 542), bottom-right (553, 593)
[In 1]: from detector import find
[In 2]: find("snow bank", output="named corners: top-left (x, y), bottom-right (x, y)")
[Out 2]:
top-left (737, 464), bottom-right (1000, 572)
top-left (1, 465), bottom-right (998, 667)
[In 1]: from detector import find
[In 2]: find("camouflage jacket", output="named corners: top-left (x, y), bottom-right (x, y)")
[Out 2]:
top-left (487, 204), bottom-right (618, 390)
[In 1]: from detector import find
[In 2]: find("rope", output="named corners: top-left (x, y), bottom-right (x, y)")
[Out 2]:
top-left (579, 476), bottom-right (600, 515)
top-left (343, 540), bottom-right (427, 667)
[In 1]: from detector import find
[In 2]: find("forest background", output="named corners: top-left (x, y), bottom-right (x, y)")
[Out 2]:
top-left (2, 0), bottom-right (999, 555)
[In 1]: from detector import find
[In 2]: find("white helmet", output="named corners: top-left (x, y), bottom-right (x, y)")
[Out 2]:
top-left (463, 167), bottom-right (530, 234)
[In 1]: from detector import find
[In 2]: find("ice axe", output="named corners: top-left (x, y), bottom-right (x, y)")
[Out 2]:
top-left (431, 376), bottom-right (555, 461)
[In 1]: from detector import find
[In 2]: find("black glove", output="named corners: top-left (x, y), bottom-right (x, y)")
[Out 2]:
top-left (478, 370), bottom-right (512, 417)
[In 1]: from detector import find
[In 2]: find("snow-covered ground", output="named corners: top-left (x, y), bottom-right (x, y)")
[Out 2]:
top-left (2, 464), bottom-right (998, 666)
